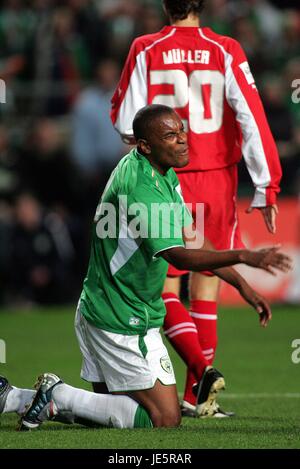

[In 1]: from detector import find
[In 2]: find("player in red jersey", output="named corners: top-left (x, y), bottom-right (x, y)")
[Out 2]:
top-left (111, 0), bottom-right (282, 417)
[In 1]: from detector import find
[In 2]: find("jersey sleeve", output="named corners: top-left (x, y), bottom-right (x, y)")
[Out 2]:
top-left (127, 185), bottom-right (190, 259)
top-left (111, 39), bottom-right (148, 140)
top-left (225, 39), bottom-right (282, 207)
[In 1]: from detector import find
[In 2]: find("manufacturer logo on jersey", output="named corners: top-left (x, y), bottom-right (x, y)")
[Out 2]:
top-left (129, 317), bottom-right (140, 326)
top-left (239, 61), bottom-right (255, 86)
top-left (160, 355), bottom-right (172, 374)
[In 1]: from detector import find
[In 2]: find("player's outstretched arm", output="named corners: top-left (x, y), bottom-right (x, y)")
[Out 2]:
top-left (211, 265), bottom-right (272, 327)
top-left (238, 244), bottom-right (292, 275)
top-left (160, 244), bottom-right (292, 275)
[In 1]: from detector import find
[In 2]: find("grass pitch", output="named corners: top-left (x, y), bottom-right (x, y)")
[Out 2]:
top-left (0, 305), bottom-right (300, 449)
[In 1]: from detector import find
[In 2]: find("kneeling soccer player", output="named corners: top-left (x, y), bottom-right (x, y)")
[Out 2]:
top-left (0, 105), bottom-right (292, 429)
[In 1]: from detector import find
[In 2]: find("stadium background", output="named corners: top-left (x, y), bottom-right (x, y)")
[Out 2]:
top-left (0, 0), bottom-right (299, 308)
top-left (0, 0), bottom-right (300, 450)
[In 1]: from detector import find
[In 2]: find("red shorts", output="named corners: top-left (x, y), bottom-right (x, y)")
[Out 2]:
top-left (168, 165), bottom-right (244, 277)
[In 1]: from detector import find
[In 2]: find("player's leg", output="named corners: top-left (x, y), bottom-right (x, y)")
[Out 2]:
top-left (189, 273), bottom-right (220, 370)
top-left (162, 273), bottom-right (225, 417)
top-left (0, 374), bottom-right (99, 427)
top-left (68, 309), bottom-right (178, 428)
top-left (19, 372), bottom-right (180, 430)
top-left (58, 377), bottom-right (180, 428)
top-left (53, 382), bottom-right (110, 426)
top-left (101, 322), bottom-right (180, 426)
top-left (66, 306), bottom-right (151, 428)
top-left (1, 307), bottom-right (112, 418)
top-left (128, 380), bottom-right (180, 427)
top-left (19, 372), bottom-right (153, 430)
top-left (182, 272), bottom-right (227, 416)
top-left (19, 323), bottom-right (181, 429)
top-left (0, 374), bottom-right (101, 428)
top-left (162, 172), bottom-right (224, 416)
top-left (183, 166), bottom-right (241, 417)
top-left (190, 272), bottom-right (220, 368)
top-left (183, 272), bottom-right (219, 409)
top-left (0, 375), bottom-right (35, 416)
top-left (162, 274), bottom-right (209, 388)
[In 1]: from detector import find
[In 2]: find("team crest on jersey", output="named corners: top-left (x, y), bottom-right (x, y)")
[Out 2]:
top-left (129, 317), bottom-right (140, 326)
top-left (160, 355), bottom-right (172, 374)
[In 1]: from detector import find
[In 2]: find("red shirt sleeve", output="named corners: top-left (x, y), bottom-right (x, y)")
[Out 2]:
top-left (225, 38), bottom-right (282, 206)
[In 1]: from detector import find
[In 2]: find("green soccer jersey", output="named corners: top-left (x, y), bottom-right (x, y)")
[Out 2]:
top-left (80, 148), bottom-right (192, 335)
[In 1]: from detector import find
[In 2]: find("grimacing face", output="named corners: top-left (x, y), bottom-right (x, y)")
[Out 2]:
top-left (138, 112), bottom-right (189, 174)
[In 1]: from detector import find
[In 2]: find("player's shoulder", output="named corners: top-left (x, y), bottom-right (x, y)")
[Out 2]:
top-left (114, 151), bottom-right (140, 192)
top-left (130, 28), bottom-right (170, 54)
top-left (201, 27), bottom-right (243, 54)
top-left (113, 150), bottom-right (152, 194)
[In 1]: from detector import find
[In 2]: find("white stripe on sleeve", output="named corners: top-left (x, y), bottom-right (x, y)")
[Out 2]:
top-left (115, 29), bottom-right (176, 137)
top-left (199, 29), bottom-right (271, 207)
top-left (115, 51), bottom-right (148, 136)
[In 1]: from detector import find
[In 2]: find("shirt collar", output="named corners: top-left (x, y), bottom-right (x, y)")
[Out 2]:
top-left (132, 148), bottom-right (174, 191)
top-left (133, 148), bottom-right (172, 180)
top-left (160, 25), bottom-right (204, 35)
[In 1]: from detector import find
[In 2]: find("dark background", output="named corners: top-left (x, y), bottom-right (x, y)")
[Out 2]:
top-left (0, 0), bottom-right (299, 307)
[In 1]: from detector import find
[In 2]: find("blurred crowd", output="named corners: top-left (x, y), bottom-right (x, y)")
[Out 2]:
top-left (0, 0), bottom-right (299, 306)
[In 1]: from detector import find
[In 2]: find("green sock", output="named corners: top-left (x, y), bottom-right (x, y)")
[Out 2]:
top-left (134, 405), bottom-right (153, 428)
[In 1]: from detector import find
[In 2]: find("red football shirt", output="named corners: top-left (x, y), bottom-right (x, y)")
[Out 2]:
top-left (111, 26), bottom-right (282, 206)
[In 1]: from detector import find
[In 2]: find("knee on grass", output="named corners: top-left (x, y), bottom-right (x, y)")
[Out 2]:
top-left (151, 409), bottom-right (181, 428)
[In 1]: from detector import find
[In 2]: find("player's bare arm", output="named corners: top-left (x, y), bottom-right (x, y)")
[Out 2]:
top-left (161, 235), bottom-right (290, 327)
top-left (211, 266), bottom-right (272, 328)
top-left (188, 236), bottom-right (273, 327)
top-left (160, 244), bottom-right (292, 275)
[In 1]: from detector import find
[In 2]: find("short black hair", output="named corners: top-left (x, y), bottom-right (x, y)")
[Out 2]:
top-left (133, 104), bottom-right (175, 140)
top-left (163, 0), bottom-right (205, 21)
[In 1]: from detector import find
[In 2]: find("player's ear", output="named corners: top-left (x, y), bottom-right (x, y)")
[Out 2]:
top-left (137, 139), bottom-right (151, 155)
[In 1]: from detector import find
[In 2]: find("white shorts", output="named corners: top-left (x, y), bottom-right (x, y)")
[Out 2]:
top-left (74, 305), bottom-right (176, 392)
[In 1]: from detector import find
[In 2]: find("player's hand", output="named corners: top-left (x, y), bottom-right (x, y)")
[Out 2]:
top-left (239, 283), bottom-right (272, 327)
top-left (242, 245), bottom-right (292, 275)
top-left (246, 205), bottom-right (278, 234)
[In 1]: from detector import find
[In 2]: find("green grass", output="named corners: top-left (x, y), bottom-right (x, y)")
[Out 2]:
top-left (1, 305), bottom-right (300, 449)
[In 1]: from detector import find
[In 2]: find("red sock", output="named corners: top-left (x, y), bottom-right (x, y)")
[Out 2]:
top-left (162, 293), bottom-right (208, 393)
top-left (190, 300), bottom-right (218, 364)
top-left (183, 369), bottom-right (198, 407)
top-left (183, 300), bottom-right (218, 406)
